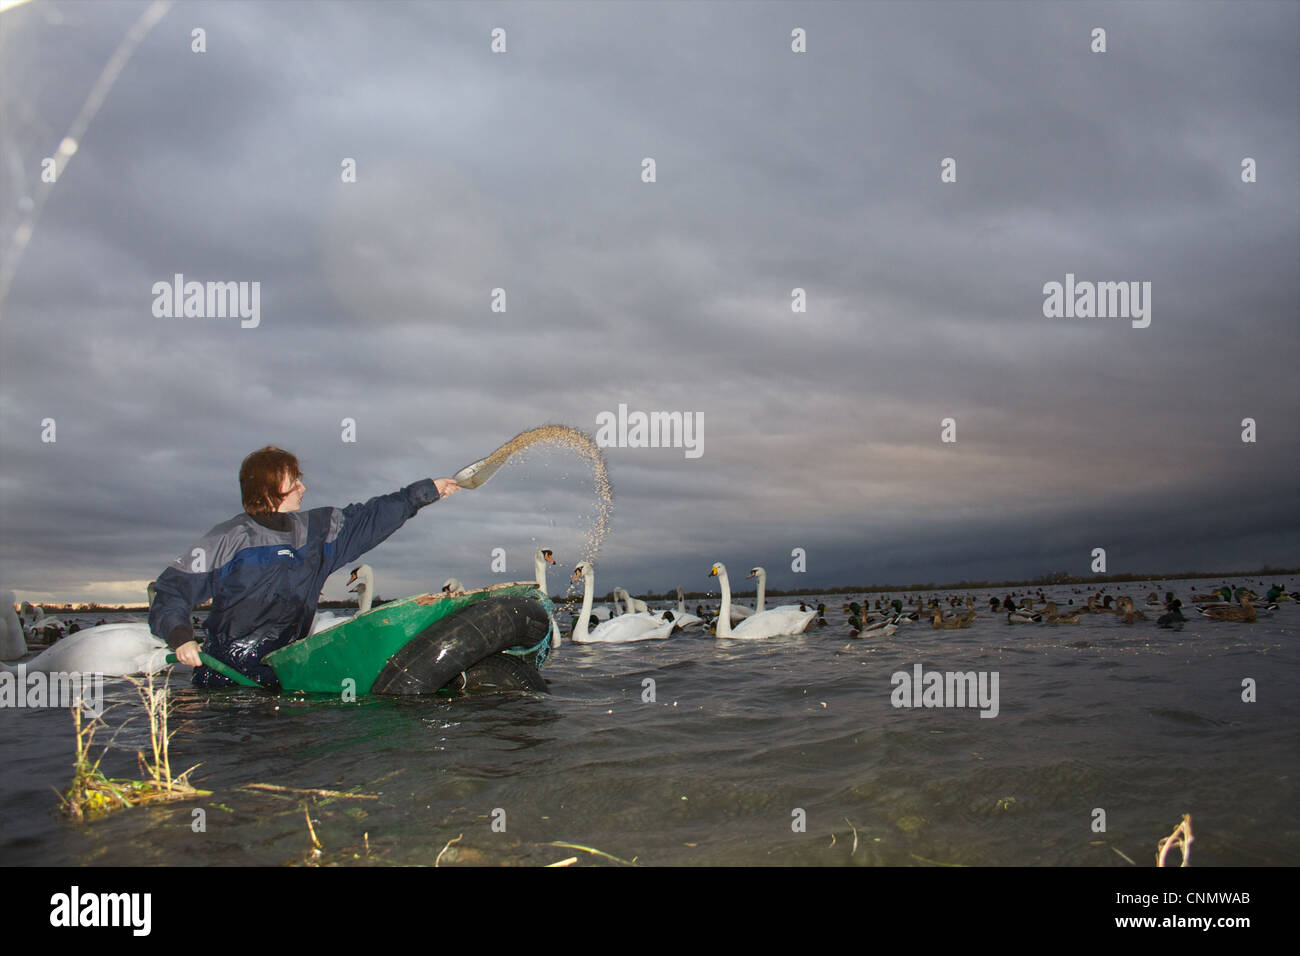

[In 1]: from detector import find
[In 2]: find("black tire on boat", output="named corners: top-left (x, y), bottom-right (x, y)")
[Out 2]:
top-left (369, 596), bottom-right (551, 695)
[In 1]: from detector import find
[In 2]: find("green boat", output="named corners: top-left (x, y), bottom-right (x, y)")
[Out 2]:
top-left (254, 581), bottom-right (556, 695)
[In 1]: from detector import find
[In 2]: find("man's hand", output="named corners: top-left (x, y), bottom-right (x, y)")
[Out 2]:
top-left (434, 477), bottom-right (462, 498)
top-left (175, 640), bottom-right (202, 666)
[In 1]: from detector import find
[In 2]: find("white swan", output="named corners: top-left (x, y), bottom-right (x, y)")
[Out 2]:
top-left (2, 622), bottom-right (170, 677)
top-left (570, 563), bottom-right (679, 643)
top-left (1, 591), bottom-right (26, 660)
top-left (310, 564), bottom-right (376, 634)
top-left (534, 548), bottom-right (562, 649)
top-left (442, 577), bottom-right (465, 595)
top-left (654, 586), bottom-right (705, 629)
top-left (613, 588), bottom-right (652, 615)
top-left (747, 567), bottom-right (804, 616)
top-left (709, 563), bottom-right (816, 640)
top-left (347, 564), bottom-right (375, 613)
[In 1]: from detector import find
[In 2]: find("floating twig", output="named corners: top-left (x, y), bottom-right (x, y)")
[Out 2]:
top-left (543, 841), bottom-right (638, 866)
top-left (239, 783), bottom-right (377, 800)
top-left (434, 833), bottom-right (463, 867)
top-left (1157, 814), bottom-right (1193, 867)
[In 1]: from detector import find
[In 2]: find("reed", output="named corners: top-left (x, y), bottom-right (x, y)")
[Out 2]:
top-left (58, 670), bottom-right (209, 821)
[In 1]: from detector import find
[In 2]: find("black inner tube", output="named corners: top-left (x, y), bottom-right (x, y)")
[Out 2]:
top-left (370, 596), bottom-right (551, 695)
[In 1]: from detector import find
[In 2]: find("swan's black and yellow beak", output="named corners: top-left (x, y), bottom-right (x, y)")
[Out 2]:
top-left (709, 565), bottom-right (720, 577)
top-left (542, 549), bottom-right (556, 565)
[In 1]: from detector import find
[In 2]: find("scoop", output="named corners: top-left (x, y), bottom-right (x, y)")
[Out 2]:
top-left (452, 451), bottom-right (506, 490)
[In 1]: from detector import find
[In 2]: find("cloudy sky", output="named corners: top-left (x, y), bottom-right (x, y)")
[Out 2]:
top-left (1, 0), bottom-right (1296, 606)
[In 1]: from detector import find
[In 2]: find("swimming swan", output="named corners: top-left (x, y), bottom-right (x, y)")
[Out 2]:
top-left (709, 563), bottom-right (816, 639)
top-left (570, 563), bottom-right (679, 643)
top-left (1, 623), bottom-right (170, 677)
top-left (310, 564), bottom-right (376, 634)
top-left (1, 591), bottom-right (26, 660)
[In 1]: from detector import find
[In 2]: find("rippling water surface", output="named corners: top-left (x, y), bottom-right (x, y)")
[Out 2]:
top-left (3, 577), bottom-right (1297, 866)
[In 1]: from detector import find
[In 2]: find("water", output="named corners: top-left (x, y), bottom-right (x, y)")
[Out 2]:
top-left (2, 577), bottom-right (1296, 866)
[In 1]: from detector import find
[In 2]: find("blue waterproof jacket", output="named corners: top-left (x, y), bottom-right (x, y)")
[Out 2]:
top-left (150, 479), bottom-right (440, 687)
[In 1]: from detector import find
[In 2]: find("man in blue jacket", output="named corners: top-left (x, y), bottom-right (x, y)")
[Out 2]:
top-left (150, 446), bottom-right (461, 687)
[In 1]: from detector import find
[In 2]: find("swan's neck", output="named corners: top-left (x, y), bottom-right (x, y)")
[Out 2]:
top-left (755, 572), bottom-right (766, 613)
top-left (677, 587), bottom-right (686, 616)
top-left (533, 554), bottom-right (561, 646)
top-left (358, 569), bottom-right (374, 614)
top-left (715, 570), bottom-right (732, 636)
top-left (574, 571), bottom-right (595, 641)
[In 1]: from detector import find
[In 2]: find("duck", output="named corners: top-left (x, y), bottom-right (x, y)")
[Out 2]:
top-left (1006, 608), bottom-right (1042, 624)
top-left (929, 610), bottom-right (972, 630)
top-left (1157, 599), bottom-right (1185, 630)
top-left (708, 563), bottom-right (816, 639)
top-left (1197, 594), bottom-right (1256, 622)
top-left (1115, 596), bottom-right (1147, 624)
top-left (570, 563), bottom-right (679, 643)
top-left (1041, 603), bottom-right (1080, 624)
top-left (848, 614), bottom-right (897, 639)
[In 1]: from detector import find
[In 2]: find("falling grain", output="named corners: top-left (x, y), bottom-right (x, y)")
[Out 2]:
top-left (474, 425), bottom-right (613, 593)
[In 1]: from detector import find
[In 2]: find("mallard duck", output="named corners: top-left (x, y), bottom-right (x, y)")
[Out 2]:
top-left (1041, 602), bottom-right (1080, 624)
top-left (1115, 596), bottom-right (1147, 624)
top-left (1196, 594), bottom-right (1256, 622)
top-left (929, 610), bottom-right (972, 629)
top-left (1157, 599), bottom-right (1185, 629)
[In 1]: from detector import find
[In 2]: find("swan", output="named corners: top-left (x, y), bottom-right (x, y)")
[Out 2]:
top-left (533, 548), bottom-right (562, 648)
top-left (613, 588), bottom-right (651, 615)
top-left (708, 563), bottom-right (816, 639)
top-left (2, 622), bottom-right (171, 677)
top-left (442, 578), bottom-right (465, 595)
top-left (570, 563), bottom-right (680, 643)
top-left (653, 587), bottom-right (704, 629)
top-left (1, 591), bottom-right (25, 660)
top-left (308, 564), bottom-right (375, 634)
top-left (746, 567), bottom-right (804, 616)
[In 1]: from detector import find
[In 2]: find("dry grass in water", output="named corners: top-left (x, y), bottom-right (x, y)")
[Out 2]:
top-left (1157, 813), bottom-right (1194, 867)
top-left (58, 670), bottom-right (208, 821)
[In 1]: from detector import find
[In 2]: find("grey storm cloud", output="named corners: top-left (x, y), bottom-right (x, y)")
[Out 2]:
top-left (0, 0), bottom-right (1296, 605)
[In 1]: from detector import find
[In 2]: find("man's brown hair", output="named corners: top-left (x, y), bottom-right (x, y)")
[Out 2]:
top-left (240, 446), bottom-right (302, 515)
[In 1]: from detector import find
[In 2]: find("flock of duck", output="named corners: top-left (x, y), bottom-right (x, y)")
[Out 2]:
top-left (3, 558), bottom-right (1293, 680)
